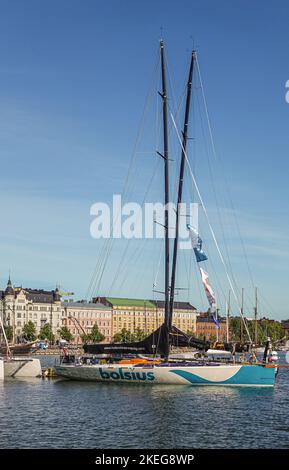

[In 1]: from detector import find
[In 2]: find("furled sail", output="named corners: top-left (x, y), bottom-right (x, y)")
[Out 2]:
top-left (83, 323), bottom-right (211, 356)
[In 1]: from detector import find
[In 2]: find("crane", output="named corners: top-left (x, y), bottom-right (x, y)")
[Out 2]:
top-left (56, 284), bottom-right (75, 298)
top-left (67, 315), bottom-right (87, 337)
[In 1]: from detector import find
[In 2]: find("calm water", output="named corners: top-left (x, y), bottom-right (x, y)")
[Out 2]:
top-left (1, 355), bottom-right (289, 449)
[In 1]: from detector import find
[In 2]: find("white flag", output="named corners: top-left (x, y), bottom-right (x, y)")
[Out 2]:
top-left (200, 267), bottom-right (216, 312)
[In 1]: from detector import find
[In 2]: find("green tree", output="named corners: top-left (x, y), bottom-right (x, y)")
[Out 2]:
top-left (39, 323), bottom-right (55, 343)
top-left (186, 329), bottom-right (195, 336)
top-left (113, 328), bottom-right (135, 343)
top-left (89, 323), bottom-right (105, 343)
top-left (80, 324), bottom-right (105, 343)
top-left (134, 328), bottom-right (146, 341)
top-left (4, 325), bottom-right (13, 342)
top-left (80, 333), bottom-right (91, 343)
top-left (58, 326), bottom-right (73, 342)
top-left (22, 321), bottom-right (37, 341)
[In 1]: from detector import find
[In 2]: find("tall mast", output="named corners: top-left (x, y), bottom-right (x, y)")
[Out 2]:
top-left (160, 40), bottom-right (170, 359)
top-left (226, 289), bottom-right (231, 343)
top-left (254, 287), bottom-right (258, 345)
top-left (169, 50), bottom-right (195, 329)
top-left (241, 287), bottom-right (244, 343)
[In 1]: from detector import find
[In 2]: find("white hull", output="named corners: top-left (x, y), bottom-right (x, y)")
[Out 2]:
top-left (55, 362), bottom-right (276, 387)
top-left (3, 357), bottom-right (42, 378)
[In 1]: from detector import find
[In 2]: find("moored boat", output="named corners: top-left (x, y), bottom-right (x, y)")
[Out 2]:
top-left (0, 341), bottom-right (36, 356)
top-left (3, 357), bottom-right (41, 378)
top-left (55, 361), bottom-right (276, 387)
top-left (55, 41), bottom-right (277, 388)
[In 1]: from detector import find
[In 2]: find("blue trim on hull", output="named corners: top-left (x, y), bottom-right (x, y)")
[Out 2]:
top-left (170, 365), bottom-right (275, 387)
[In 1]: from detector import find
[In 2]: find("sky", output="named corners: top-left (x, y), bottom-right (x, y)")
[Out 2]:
top-left (0, 0), bottom-right (289, 319)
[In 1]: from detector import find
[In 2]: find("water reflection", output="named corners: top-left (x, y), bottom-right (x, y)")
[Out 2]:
top-left (0, 357), bottom-right (287, 449)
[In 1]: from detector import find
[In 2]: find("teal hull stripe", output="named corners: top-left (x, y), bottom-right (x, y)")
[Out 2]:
top-left (170, 365), bottom-right (275, 386)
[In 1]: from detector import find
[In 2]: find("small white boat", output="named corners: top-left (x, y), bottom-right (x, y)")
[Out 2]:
top-left (3, 357), bottom-right (42, 378)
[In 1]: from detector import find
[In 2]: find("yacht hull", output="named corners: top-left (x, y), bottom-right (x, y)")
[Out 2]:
top-left (3, 358), bottom-right (42, 378)
top-left (55, 363), bottom-right (276, 387)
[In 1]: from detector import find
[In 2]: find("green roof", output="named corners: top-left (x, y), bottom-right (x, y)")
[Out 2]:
top-left (106, 297), bottom-right (156, 308)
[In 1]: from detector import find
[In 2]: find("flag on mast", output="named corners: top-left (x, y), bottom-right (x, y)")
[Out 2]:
top-left (187, 224), bottom-right (208, 263)
top-left (200, 267), bottom-right (219, 328)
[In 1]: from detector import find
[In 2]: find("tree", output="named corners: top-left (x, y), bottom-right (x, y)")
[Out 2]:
top-left (80, 324), bottom-right (105, 344)
top-left (39, 323), bottom-right (55, 343)
top-left (134, 328), bottom-right (146, 341)
top-left (58, 326), bottom-right (73, 342)
top-left (89, 323), bottom-right (105, 343)
top-left (186, 329), bottom-right (195, 336)
top-left (22, 321), bottom-right (36, 341)
top-left (113, 328), bottom-right (134, 343)
top-left (80, 333), bottom-right (91, 343)
top-left (4, 325), bottom-right (13, 342)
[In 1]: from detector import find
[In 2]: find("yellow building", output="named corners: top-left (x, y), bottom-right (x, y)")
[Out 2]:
top-left (154, 300), bottom-right (197, 334)
top-left (94, 297), bottom-right (197, 340)
top-left (94, 297), bottom-right (157, 339)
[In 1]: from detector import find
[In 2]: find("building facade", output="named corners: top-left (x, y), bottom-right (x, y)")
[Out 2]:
top-left (0, 278), bottom-right (62, 340)
top-left (196, 314), bottom-right (227, 341)
top-left (0, 278), bottom-right (198, 344)
top-left (62, 301), bottom-right (112, 343)
top-left (94, 297), bottom-right (198, 339)
top-left (153, 300), bottom-right (197, 334)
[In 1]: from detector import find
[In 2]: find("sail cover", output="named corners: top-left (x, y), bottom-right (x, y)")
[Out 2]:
top-left (83, 323), bottom-right (211, 356)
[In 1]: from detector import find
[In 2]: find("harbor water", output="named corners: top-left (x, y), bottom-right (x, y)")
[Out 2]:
top-left (0, 355), bottom-right (289, 449)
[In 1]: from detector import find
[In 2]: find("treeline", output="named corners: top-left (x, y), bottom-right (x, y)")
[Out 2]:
top-left (229, 317), bottom-right (286, 344)
top-left (4, 321), bottom-right (105, 344)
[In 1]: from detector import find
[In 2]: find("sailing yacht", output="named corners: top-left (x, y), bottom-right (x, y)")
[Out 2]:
top-left (55, 41), bottom-right (276, 387)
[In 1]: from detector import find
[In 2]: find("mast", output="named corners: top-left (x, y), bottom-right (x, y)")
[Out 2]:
top-left (226, 289), bottom-right (231, 343)
top-left (0, 303), bottom-right (11, 357)
top-left (254, 287), bottom-right (258, 345)
top-left (160, 40), bottom-right (170, 359)
top-left (240, 287), bottom-right (244, 343)
top-left (169, 50), bottom-right (195, 330)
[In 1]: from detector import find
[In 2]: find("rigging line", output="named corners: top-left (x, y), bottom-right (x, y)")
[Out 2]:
top-left (107, 68), bottom-right (186, 299)
top-left (153, 242), bottom-right (164, 289)
top-left (94, 53), bottom-right (178, 299)
top-left (195, 53), bottom-right (256, 292)
top-left (117, 237), bottom-right (153, 295)
top-left (194, 77), bottom-right (240, 295)
top-left (87, 53), bottom-right (161, 299)
top-left (187, 245), bottom-right (194, 302)
top-left (170, 112), bottom-right (252, 343)
top-left (258, 290), bottom-right (277, 318)
top-left (86, 52), bottom-right (161, 300)
top-left (195, 92), bottom-right (241, 301)
top-left (108, 157), bottom-right (162, 294)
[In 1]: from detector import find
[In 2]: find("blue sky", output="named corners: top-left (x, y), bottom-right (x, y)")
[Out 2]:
top-left (0, 0), bottom-right (289, 318)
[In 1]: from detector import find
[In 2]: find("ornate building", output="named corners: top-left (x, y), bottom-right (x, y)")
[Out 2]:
top-left (0, 277), bottom-right (62, 340)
